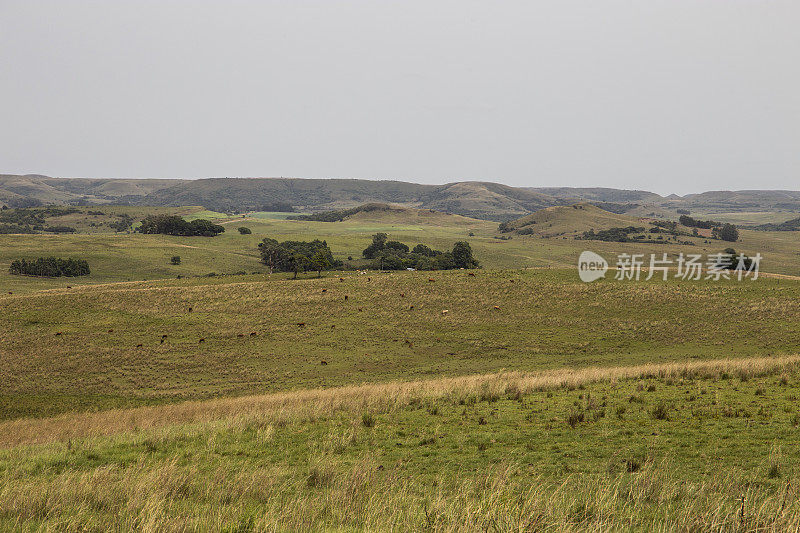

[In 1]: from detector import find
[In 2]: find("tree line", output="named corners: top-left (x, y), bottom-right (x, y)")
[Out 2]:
top-left (138, 215), bottom-right (225, 237)
top-left (9, 257), bottom-right (90, 277)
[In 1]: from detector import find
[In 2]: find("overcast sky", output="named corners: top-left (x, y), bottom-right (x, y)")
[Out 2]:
top-left (1, 1), bottom-right (797, 194)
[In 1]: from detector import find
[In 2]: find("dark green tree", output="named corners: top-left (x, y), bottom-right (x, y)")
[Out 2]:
top-left (411, 244), bottom-right (437, 257)
top-left (362, 233), bottom-right (388, 259)
top-left (451, 241), bottom-right (478, 269)
top-left (714, 223), bottom-right (739, 242)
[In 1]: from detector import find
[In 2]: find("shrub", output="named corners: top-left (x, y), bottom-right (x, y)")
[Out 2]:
top-left (170, 256), bottom-right (181, 265)
top-left (238, 227), bottom-right (252, 235)
top-left (361, 412), bottom-right (375, 428)
top-left (768, 464), bottom-right (781, 479)
top-left (651, 403), bottom-right (670, 420)
top-left (566, 410), bottom-right (585, 428)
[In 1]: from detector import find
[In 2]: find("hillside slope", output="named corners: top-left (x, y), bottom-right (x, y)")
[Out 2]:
top-left (294, 203), bottom-right (483, 226)
top-left (500, 203), bottom-right (645, 236)
top-left (0, 174), bottom-right (179, 207)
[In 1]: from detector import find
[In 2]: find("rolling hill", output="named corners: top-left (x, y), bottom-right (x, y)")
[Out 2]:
top-left (499, 203), bottom-right (648, 236)
top-left (293, 202), bottom-right (492, 226)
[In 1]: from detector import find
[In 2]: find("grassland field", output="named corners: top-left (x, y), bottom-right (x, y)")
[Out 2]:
top-left (2, 205), bottom-right (800, 294)
top-left (1, 205), bottom-right (800, 531)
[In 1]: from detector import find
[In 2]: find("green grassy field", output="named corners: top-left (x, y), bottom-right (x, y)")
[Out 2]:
top-left (2, 269), bottom-right (800, 422)
top-left (2, 205), bottom-right (800, 295)
top-left (2, 205), bottom-right (800, 531)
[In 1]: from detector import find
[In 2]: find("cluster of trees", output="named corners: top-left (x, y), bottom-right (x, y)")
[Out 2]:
top-left (678, 215), bottom-right (720, 230)
top-left (0, 206), bottom-right (81, 234)
top-left (138, 215), bottom-right (225, 237)
top-left (257, 201), bottom-right (295, 212)
top-left (108, 214), bottom-right (134, 232)
top-left (711, 223), bottom-right (739, 242)
top-left (675, 215), bottom-right (739, 242)
top-left (582, 226), bottom-right (646, 242)
top-left (259, 238), bottom-right (340, 278)
top-left (361, 233), bottom-right (478, 270)
top-left (44, 225), bottom-right (76, 233)
top-left (715, 248), bottom-right (756, 270)
top-left (9, 257), bottom-right (90, 277)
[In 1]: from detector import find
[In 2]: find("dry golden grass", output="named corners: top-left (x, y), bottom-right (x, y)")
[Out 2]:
top-left (3, 354), bottom-right (797, 449)
top-left (2, 453), bottom-right (798, 532)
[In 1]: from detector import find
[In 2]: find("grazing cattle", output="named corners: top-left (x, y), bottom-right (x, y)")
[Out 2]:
top-left (331, 325), bottom-right (336, 329)
top-left (160, 338), bottom-right (165, 344)
top-left (136, 343), bottom-right (143, 348)
top-left (188, 307), bottom-right (193, 312)
top-left (320, 360), bottom-right (327, 365)
top-left (344, 295), bottom-right (348, 301)
top-left (161, 334), bottom-right (168, 339)
top-left (409, 305), bottom-right (414, 310)
top-left (468, 272), bottom-right (476, 277)
top-left (250, 332), bottom-right (258, 337)
top-left (7, 291), bottom-right (11, 294)
top-left (321, 289), bottom-right (327, 293)
top-left (66, 286), bottom-right (72, 289)
top-left (367, 277), bottom-right (371, 282)
top-left (493, 305), bottom-right (500, 310)
top-left (340, 277), bottom-right (344, 282)
top-left (428, 278), bottom-right (435, 282)
top-left (400, 293), bottom-right (405, 297)
top-left (199, 338), bottom-right (205, 343)
top-left (54, 332), bottom-right (62, 336)
top-left (358, 307), bottom-right (363, 312)
top-left (297, 323), bottom-right (306, 328)
top-left (441, 309), bottom-right (449, 315)
top-left (107, 329), bottom-right (113, 333)
top-left (237, 333), bottom-right (245, 338)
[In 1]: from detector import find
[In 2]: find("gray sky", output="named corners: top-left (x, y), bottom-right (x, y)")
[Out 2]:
top-left (1, 1), bottom-right (798, 195)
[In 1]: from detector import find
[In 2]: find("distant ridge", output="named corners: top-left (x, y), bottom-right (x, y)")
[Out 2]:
top-left (2, 174), bottom-right (800, 221)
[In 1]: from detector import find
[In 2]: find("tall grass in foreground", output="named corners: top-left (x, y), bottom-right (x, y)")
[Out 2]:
top-left (1, 457), bottom-right (798, 531)
top-left (2, 354), bottom-right (798, 448)
top-left (2, 355), bottom-right (800, 531)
